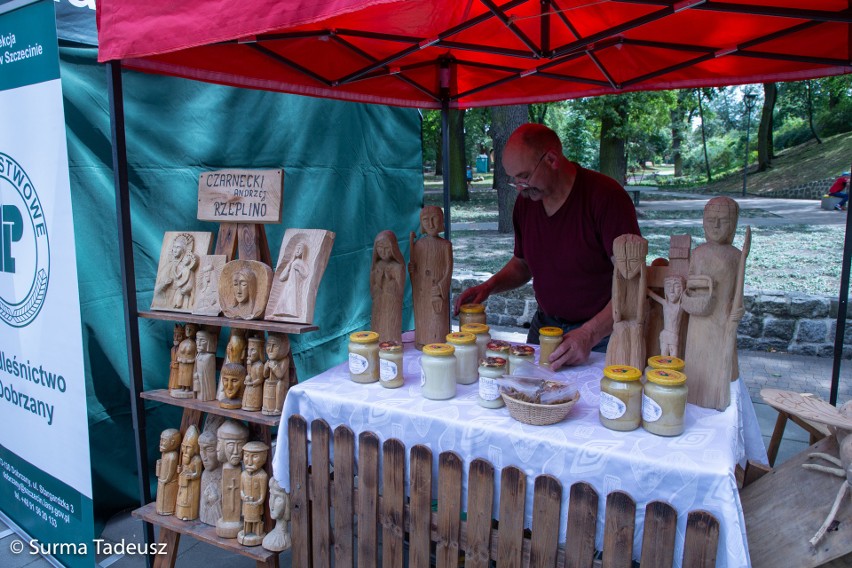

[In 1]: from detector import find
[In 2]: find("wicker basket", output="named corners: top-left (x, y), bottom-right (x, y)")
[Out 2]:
top-left (501, 391), bottom-right (580, 426)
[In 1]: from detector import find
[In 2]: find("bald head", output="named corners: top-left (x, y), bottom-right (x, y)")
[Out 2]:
top-left (507, 124), bottom-right (562, 157)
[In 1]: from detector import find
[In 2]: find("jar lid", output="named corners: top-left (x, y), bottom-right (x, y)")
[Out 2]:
top-left (350, 331), bottom-right (379, 344)
top-left (423, 343), bottom-right (455, 356)
top-left (646, 369), bottom-right (687, 386)
top-left (460, 303), bottom-right (486, 314)
top-left (603, 365), bottom-right (641, 382)
top-left (479, 356), bottom-right (507, 368)
top-left (461, 323), bottom-right (490, 335)
top-left (647, 355), bottom-right (685, 371)
top-left (539, 326), bottom-right (563, 337)
top-left (446, 332), bottom-right (476, 345)
top-left (510, 344), bottom-right (535, 357)
top-left (486, 340), bottom-right (511, 352)
top-left (379, 341), bottom-right (402, 352)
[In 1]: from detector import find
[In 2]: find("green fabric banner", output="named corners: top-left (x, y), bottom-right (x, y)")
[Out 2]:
top-left (60, 44), bottom-right (421, 525)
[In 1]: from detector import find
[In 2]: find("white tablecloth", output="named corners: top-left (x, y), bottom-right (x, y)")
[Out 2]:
top-left (273, 349), bottom-right (767, 568)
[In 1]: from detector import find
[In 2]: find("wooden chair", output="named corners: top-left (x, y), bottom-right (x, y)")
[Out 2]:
top-left (287, 415), bottom-right (721, 568)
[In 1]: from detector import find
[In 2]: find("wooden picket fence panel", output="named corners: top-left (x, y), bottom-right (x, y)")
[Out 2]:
top-left (288, 415), bottom-right (720, 568)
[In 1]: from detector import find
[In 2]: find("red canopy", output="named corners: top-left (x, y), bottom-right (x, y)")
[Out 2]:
top-left (97, 0), bottom-right (851, 109)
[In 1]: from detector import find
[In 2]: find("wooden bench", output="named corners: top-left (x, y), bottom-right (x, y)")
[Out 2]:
top-left (626, 185), bottom-right (658, 206)
top-left (287, 415), bottom-right (721, 567)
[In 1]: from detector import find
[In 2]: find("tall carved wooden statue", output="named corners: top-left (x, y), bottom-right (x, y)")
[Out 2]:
top-left (606, 234), bottom-right (648, 370)
top-left (155, 429), bottom-right (181, 515)
top-left (173, 323), bottom-right (197, 399)
top-left (168, 324), bottom-right (184, 391)
top-left (409, 206), bottom-right (453, 350)
top-left (238, 441), bottom-right (269, 546)
top-left (242, 335), bottom-right (266, 412)
top-left (262, 333), bottom-right (290, 416)
top-left (175, 425), bottom-right (202, 521)
top-left (193, 329), bottom-right (217, 401)
top-left (683, 196), bottom-right (751, 411)
top-left (216, 420), bottom-right (249, 538)
top-left (198, 429), bottom-right (222, 526)
top-left (370, 231), bottom-right (406, 342)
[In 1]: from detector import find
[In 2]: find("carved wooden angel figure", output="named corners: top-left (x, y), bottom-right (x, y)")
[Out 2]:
top-left (262, 333), bottom-right (290, 416)
top-left (409, 206), bottom-right (453, 350)
top-left (683, 196), bottom-right (751, 411)
top-left (198, 428), bottom-right (222, 526)
top-left (647, 275), bottom-right (686, 357)
top-left (216, 420), bottom-right (249, 538)
top-left (262, 477), bottom-right (291, 552)
top-left (175, 425), bottom-right (202, 521)
top-left (172, 323), bottom-right (197, 399)
top-left (238, 441), bottom-right (269, 546)
top-left (155, 428), bottom-right (181, 515)
top-left (193, 329), bottom-right (217, 401)
top-left (606, 234), bottom-right (648, 371)
top-left (167, 324), bottom-right (185, 391)
top-left (273, 239), bottom-right (309, 318)
top-left (242, 335), bottom-right (266, 412)
top-left (370, 231), bottom-right (406, 343)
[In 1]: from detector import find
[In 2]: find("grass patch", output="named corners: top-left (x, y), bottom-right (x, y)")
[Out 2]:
top-left (639, 208), bottom-right (780, 220)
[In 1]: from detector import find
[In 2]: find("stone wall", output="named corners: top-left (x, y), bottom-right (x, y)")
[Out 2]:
top-left (452, 277), bottom-right (852, 358)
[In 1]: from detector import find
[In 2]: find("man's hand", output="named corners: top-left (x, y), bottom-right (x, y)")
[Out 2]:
top-left (547, 327), bottom-right (594, 370)
top-left (453, 282), bottom-right (492, 315)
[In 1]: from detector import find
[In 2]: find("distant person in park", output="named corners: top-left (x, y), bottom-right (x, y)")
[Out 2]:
top-left (829, 172), bottom-right (850, 211)
top-left (454, 123), bottom-right (640, 370)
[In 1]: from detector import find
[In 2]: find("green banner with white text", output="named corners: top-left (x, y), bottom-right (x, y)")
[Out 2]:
top-left (0, 1), bottom-right (94, 566)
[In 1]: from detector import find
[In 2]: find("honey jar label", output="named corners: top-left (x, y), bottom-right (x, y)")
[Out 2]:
top-left (349, 353), bottom-right (369, 375)
top-left (478, 376), bottom-right (500, 401)
top-left (642, 393), bottom-right (662, 422)
top-left (380, 359), bottom-right (398, 381)
top-left (599, 391), bottom-right (626, 419)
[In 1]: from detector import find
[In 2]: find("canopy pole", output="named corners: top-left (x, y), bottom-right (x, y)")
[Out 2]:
top-left (107, 61), bottom-right (155, 563)
top-left (439, 60), bottom-right (451, 243)
top-left (830, 161), bottom-right (852, 406)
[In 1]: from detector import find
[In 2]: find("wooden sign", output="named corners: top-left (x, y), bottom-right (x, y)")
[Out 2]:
top-left (197, 169), bottom-right (283, 224)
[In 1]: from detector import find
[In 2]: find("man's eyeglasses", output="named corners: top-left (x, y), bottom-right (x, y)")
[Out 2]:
top-left (508, 152), bottom-right (547, 189)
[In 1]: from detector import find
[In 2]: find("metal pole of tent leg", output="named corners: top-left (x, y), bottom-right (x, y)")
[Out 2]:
top-left (106, 61), bottom-right (155, 563)
top-left (831, 168), bottom-right (852, 406)
top-left (440, 59), bottom-right (452, 319)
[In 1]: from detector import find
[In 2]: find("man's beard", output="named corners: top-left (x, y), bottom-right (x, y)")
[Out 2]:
top-left (520, 187), bottom-right (542, 199)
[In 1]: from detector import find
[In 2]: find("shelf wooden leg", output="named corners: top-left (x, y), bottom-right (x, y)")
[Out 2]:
top-left (766, 411), bottom-right (788, 467)
top-left (153, 528), bottom-right (181, 568)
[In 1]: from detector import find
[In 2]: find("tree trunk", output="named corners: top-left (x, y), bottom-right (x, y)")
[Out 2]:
top-left (490, 105), bottom-right (528, 233)
top-left (806, 80), bottom-right (822, 144)
top-left (448, 109), bottom-right (469, 201)
top-left (697, 89), bottom-right (712, 182)
top-left (671, 91), bottom-right (688, 178)
top-left (435, 136), bottom-right (443, 176)
top-left (757, 82), bottom-right (776, 172)
top-left (599, 98), bottom-right (628, 184)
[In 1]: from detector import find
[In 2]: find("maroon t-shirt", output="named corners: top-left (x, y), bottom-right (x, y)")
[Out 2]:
top-left (513, 164), bottom-right (641, 322)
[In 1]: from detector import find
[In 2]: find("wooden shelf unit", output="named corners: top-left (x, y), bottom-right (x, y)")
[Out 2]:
top-left (140, 390), bottom-right (282, 427)
top-left (138, 310), bottom-right (318, 335)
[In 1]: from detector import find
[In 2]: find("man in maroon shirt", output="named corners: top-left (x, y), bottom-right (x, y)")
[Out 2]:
top-left (455, 124), bottom-right (640, 370)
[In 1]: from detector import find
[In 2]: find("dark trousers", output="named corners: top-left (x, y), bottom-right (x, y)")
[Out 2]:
top-left (833, 191), bottom-right (848, 207)
top-left (527, 308), bottom-right (610, 353)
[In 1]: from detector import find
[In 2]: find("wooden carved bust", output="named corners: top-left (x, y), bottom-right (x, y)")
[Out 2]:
top-left (219, 260), bottom-right (273, 320)
top-left (409, 206), bottom-right (452, 350)
top-left (370, 230), bottom-right (406, 343)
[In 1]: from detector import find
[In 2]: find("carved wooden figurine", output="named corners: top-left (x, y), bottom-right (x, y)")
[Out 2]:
top-left (606, 234), bottom-right (648, 370)
top-left (242, 335), bottom-right (265, 411)
top-left (219, 260), bottom-right (273, 320)
top-left (683, 196), bottom-right (751, 411)
top-left (216, 420), bottom-right (249, 538)
top-left (265, 228), bottom-right (336, 324)
top-left (193, 329), bottom-right (217, 401)
top-left (262, 477), bottom-right (291, 552)
top-left (238, 441), bottom-right (269, 546)
top-left (155, 428), bottom-right (181, 515)
top-left (172, 323), bottom-right (197, 399)
top-left (262, 333), bottom-right (290, 416)
top-left (219, 329), bottom-right (247, 401)
top-left (409, 206), bottom-right (453, 350)
top-left (151, 231), bottom-right (213, 312)
top-left (219, 362), bottom-right (246, 410)
top-left (168, 324), bottom-right (185, 391)
top-left (370, 230), bottom-right (406, 343)
top-left (192, 255), bottom-right (227, 316)
top-left (647, 276), bottom-right (686, 357)
top-left (175, 425), bottom-right (202, 521)
top-left (198, 428), bottom-right (222, 526)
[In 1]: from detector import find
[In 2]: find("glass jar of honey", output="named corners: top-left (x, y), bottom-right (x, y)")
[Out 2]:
top-left (485, 339), bottom-right (511, 361)
top-left (445, 332), bottom-right (478, 385)
top-left (478, 356), bottom-right (507, 408)
top-left (459, 303), bottom-right (487, 327)
top-left (349, 331), bottom-right (380, 383)
top-left (508, 344), bottom-right (535, 375)
top-left (421, 343), bottom-right (456, 400)
top-left (378, 341), bottom-right (404, 389)
top-left (642, 369), bottom-right (688, 436)
top-left (538, 326), bottom-right (563, 367)
top-left (460, 323), bottom-right (491, 360)
top-left (644, 355), bottom-right (685, 383)
top-left (599, 365), bottom-right (643, 431)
